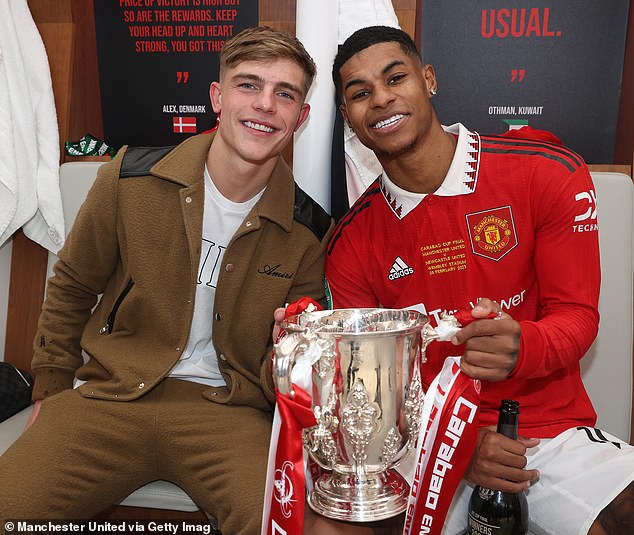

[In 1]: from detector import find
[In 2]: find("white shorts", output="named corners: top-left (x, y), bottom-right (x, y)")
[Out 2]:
top-left (441, 426), bottom-right (634, 535)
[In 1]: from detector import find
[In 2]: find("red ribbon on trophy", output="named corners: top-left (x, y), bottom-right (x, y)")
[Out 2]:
top-left (262, 297), bottom-right (323, 535)
top-left (402, 357), bottom-right (480, 535)
top-left (263, 385), bottom-right (316, 535)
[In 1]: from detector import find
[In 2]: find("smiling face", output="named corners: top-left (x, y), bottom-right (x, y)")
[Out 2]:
top-left (338, 42), bottom-right (437, 160)
top-left (209, 58), bottom-right (310, 168)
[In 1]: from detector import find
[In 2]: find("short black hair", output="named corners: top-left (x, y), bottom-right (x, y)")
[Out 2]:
top-left (332, 26), bottom-right (422, 105)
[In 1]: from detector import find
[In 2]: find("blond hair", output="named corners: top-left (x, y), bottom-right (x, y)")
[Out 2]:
top-left (220, 26), bottom-right (316, 97)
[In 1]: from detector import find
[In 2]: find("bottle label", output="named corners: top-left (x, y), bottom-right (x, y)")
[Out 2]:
top-left (467, 510), bottom-right (497, 534)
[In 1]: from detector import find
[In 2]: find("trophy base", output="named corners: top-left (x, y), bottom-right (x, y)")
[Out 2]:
top-left (308, 469), bottom-right (408, 522)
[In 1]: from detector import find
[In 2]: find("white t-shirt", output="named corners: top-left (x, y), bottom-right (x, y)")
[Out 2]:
top-left (168, 166), bottom-right (264, 386)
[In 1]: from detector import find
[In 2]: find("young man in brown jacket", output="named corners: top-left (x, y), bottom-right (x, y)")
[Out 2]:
top-left (0, 26), bottom-right (333, 535)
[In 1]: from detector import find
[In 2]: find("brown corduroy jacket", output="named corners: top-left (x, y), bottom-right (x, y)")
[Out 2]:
top-left (32, 132), bottom-right (334, 412)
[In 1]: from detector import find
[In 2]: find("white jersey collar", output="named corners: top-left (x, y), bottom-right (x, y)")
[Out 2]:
top-left (380, 123), bottom-right (481, 219)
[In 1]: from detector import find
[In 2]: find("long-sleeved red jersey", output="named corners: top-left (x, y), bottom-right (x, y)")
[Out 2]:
top-left (325, 124), bottom-right (600, 437)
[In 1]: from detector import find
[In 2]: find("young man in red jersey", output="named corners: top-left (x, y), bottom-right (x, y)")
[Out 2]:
top-left (325, 25), bottom-right (634, 535)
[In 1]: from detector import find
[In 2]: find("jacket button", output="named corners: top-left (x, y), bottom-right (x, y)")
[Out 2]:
top-left (138, 382), bottom-right (145, 389)
top-left (185, 196), bottom-right (192, 203)
top-left (219, 353), bottom-right (227, 361)
top-left (225, 263), bottom-right (235, 272)
top-left (245, 220), bottom-right (252, 227)
top-left (215, 313), bottom-right (221, 321)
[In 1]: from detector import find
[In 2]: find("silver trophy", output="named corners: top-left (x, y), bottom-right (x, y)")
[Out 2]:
top-left (273, 308), bottom-right (447, 522)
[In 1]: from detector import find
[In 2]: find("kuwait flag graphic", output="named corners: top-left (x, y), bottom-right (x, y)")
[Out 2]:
top-left (503, 119), bottom-right (529, 131)
top-left (173, 116), bottom-right (197, 134)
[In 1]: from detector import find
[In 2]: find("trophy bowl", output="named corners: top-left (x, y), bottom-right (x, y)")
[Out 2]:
top-left (273, 308), bottom-right (428, 522)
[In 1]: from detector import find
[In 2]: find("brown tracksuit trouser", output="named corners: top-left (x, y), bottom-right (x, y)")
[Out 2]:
top-left (0, 378), bottom-right (272, 535)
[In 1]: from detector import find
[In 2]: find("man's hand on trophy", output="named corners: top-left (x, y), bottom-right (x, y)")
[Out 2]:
top-left (272, 307), bottom-right (286, 343)
top-left (451, 298), bottom-right (521, 382)
top-left (271, 297), bottom-right (324, 343)
top-left (465, 427), bottom-right (540, 492)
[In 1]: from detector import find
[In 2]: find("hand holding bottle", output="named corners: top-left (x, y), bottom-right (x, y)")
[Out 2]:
top-left (466, 400), bottom-right (536, 535)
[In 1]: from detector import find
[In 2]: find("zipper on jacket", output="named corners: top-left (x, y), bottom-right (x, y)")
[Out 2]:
top-left (100, 278), bottom-right (135, 334)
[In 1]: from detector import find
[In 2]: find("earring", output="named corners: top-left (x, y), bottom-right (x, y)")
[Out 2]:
top-left (430, 87), bottom-right (437, 96)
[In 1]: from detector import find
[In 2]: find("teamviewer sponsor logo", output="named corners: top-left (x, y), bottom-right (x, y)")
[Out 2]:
top-left (388, 256), bottom-right (414, 280)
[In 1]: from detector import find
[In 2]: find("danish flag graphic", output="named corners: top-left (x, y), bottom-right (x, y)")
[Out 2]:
top-left (173, 116), bottom-right (197, 133)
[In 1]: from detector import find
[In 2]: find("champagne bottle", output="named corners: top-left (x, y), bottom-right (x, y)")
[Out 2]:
top-left (466, 399), bottom-right (529, 535)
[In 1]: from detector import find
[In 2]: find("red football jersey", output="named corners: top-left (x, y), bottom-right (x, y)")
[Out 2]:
top-left (326, 124), bottom-right (600, 436)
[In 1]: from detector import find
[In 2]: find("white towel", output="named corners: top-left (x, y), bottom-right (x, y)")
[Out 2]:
top-left (338, 0), bottom-right (398, 205)
top-left (0, 0), bottom-right (63, 253)
top-left (0, 44), bottom-right (18, 241)
top-left (339, 0), bottom-right (399, 44)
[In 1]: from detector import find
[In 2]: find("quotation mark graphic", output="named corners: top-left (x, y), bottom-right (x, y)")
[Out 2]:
top-left (177, 71), bottom-right (190, 83)
top-left (511, 69), bottom-right (526, 82)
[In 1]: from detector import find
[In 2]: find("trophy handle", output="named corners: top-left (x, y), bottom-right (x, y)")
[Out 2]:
top-left (272, 333), bottom-right (310, 397)
top-left (423, 309), bottom-right (501, 350)
top-left (273, 328), bottom-right (336, 397)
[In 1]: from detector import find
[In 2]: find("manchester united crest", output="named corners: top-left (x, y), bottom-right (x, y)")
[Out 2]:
top-left (466, 206), bottom-right (518, 261)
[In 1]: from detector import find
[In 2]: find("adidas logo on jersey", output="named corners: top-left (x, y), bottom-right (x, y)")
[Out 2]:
top-left (389, 256), bottom-right (414, 280)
